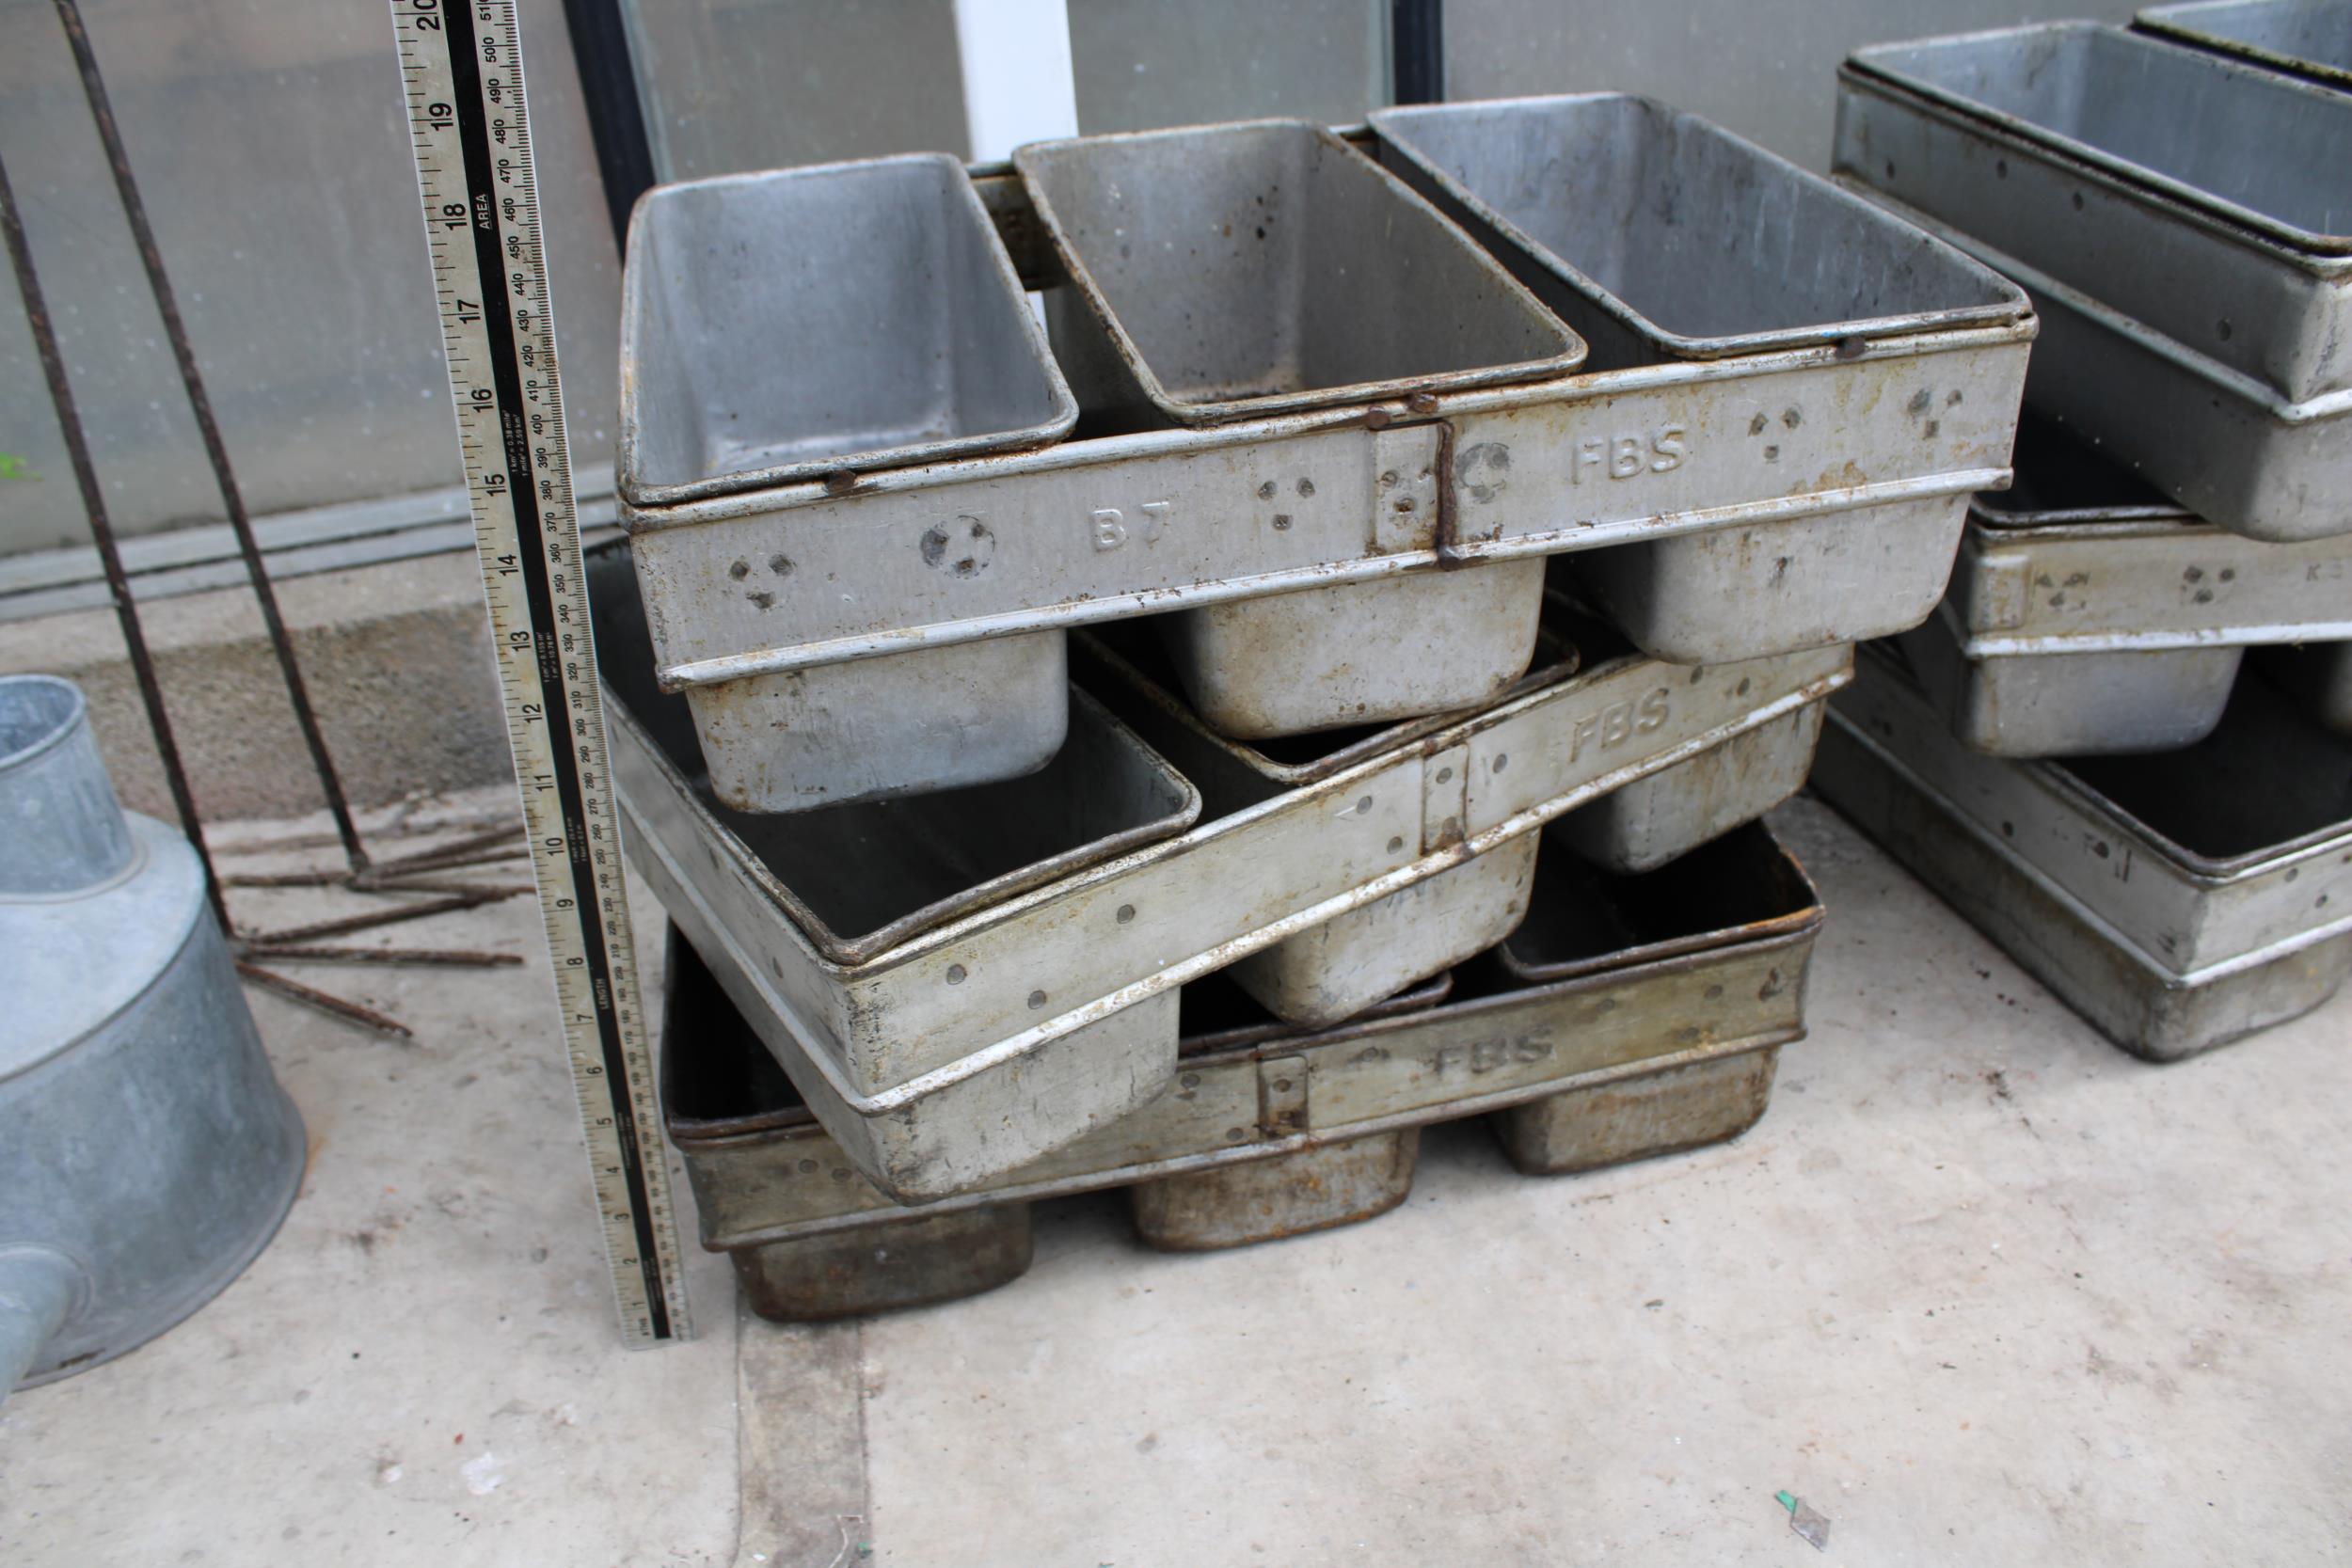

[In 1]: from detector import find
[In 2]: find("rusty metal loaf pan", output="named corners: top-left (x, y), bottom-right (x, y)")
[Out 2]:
top-left (1814, 662), bottom-right (2352, 1058)
top-left (1370, 93), bottom-right (2026, 371)
top-left (619, 154), bottom-right (1076, 507)
top-left (1014, 119), bottom-right (1584, 429)
top-left (2137, 0), bottom-right (2352, 91)
top-left (1838, 24), bottom-right (2352, 412)
top-left (662, 820), bottom-right (1821, 1319)
top-left (1817, 644), bottom-right (2352, 1042)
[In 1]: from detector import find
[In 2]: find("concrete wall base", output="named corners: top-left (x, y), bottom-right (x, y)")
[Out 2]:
top-left (0, 550), bottom-right (510, 821)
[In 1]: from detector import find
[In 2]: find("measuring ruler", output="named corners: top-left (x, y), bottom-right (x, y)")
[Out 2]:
top-left (391, 0), bottom-right (688, 1346)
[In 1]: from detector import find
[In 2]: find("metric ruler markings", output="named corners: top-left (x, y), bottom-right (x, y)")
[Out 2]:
top-left (391, 0), bottom-right (687, 1345)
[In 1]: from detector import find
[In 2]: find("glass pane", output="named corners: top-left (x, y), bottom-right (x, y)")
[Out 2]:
top-left (1067, 0), bottom-right (1391, 134)
top-left (621, 0), bottom-right (971, 179)
top-left (1445, 0), bottom-right (2147, 171)
top-left (0, 0), bottom-right (618, 556)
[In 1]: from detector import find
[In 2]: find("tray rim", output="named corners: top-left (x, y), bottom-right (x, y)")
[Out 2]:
top-left (1368, 90), bottom-right (2031, 361)
top-left (617, 151), bottom-right (1079, 507)
top-left (1844, 21), bottom-right (2352, 259)
top-left (1009, 116), bottom-right (1588, 427)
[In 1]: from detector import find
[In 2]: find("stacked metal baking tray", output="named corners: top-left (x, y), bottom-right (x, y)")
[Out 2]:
top-left (1812, 643), bottom-right (2352, 1059)
top-left (606, 97), bottom-right (2030, 1266)
top-left (1815, 13), bottom-right (2352, 1057)
top-left (1899, 414), bottom-right (2352, 756)
top-left (661, 822), bottom-right (1823, 1321)
top-left (1834, 18), bottom-right (2352, 545)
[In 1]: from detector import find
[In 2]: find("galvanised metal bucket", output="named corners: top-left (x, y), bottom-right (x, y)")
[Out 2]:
top-left (0, 675), bottom-right (305, 1394)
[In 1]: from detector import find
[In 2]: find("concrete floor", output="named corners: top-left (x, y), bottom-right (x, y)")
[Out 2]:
top-left (3, 792), bottom-right (2347, 1566)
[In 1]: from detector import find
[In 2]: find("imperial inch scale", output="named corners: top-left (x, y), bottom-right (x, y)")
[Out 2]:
top-left (391, 0), bottom-right (689, 1345)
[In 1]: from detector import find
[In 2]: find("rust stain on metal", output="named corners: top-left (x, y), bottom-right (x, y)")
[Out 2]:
top-left (1433, 420), bottom-right (1467, 570)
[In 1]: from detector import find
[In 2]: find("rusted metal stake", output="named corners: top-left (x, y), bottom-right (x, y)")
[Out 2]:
top-left (235, 962), bottom-right (415, 1040)
top-left (0, 143), bottom-right (230, 934)
top-left (224, 838), bottom-right (530, 889)
top-left (248, 945), bottom-right (524, 968)
top-left (348, 878), bottom-right (537, 899)
top-left (52, 0), bottom-right (370, 875)
top-left (238, 890), bottom-right (528, 949)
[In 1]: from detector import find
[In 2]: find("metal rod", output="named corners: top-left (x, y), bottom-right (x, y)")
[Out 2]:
top-left (235, 962), bottom-right (415, 1039)
top-left (52, 0), bottom-right (370, 873)
top-left (0, 144), bottom-right (230, 933)
top-left (347, 877), bottom-right (536, 898)
top-left (349, 827), bottom-right (527, 882)
top-left (239, 891), bottom-right (521, 948)
top-left (248, 944), bottom-right (524, 968)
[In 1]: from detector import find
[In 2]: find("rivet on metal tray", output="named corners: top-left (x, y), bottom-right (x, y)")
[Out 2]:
top-left (1273, 514), bottom-right (1293, 530)
top-left (1493, 752), bottom-right (1508, 773)
top-left (1116, 904), bottom-right (1136, 924)
top-left (822, 470), bottom-right (859, 495)
top-left (2285, 866), bottom-right (2300, 882)
top-left (945, 964), bottom-right (967, 985)
top-left (797, 1158), bottom-right (817, 1174)
top-left (1273, 1078), bottom-right (1294, 1093)
top-left (727, 559), bottom-right (750, 580)
top-left (1224, 1128), bottom-right (1246, 1143)
top-left (830, 1167), bottom-right (852, 1183)
top-left (1357, 795), bottom-right (1374, 814)
top-left (1437, 766), bottom-right (1454, 784)
top-left (1361, 408), bottom-right (1392, 430)
top-left (1835, 334), bottom-right (1867, 360)
top-left (1027, 989), bottom-right (1048, 1009)
top-left (1737, 678), bottom-right (1751, 696)
top-left (1387, 836), bottom-right (1405, 853)
top-left (1393, 497), bottom-right (1416, 514)
top-left (1257, 481), bottom-right (1278, 499)
top-left (1296, 478), bottom-right (1315, 497)
top-left (1378, 469), bottom-right (1398, 487)
top-left (1406, 392), bottom-right (1439, 415)
top-left (1180, 1073), bottom-right (1200, 1088)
